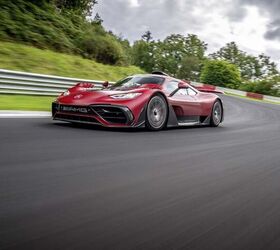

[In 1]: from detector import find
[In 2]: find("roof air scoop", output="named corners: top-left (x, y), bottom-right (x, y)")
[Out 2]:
top-left (151, 71), bottom-right (169, 76)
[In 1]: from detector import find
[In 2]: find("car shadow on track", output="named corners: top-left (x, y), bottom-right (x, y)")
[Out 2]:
top-left (50, 121), bottom-right (226, 133)
top-left (52, 121), bottom-right (144, 133)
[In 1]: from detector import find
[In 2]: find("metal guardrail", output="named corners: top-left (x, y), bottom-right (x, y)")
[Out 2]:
top-left (0, 69), bottom-right (113, 96)
top-left (0, 69), bottom-right (279, 103)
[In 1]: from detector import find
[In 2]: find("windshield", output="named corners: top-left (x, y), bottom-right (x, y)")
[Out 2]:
top-left (110, 76), bottom-right (165, 90)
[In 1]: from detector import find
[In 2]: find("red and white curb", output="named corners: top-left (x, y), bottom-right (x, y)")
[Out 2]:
top-left (0, 111), bottom-right (51, 118)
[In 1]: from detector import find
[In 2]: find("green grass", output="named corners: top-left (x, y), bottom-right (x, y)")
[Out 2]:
top-left (0, 95), bottom-right (55, 111)
top-left (0, 41), bottom-right (145, 81)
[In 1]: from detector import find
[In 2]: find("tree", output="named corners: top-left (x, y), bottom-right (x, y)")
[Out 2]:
top-left (239, 75), bottom-right (280, 97)
top-left (210, 42), bottom-right (279, 81)
top-left (115, 34), bottom-right (132, 65)
top-left (131, 31), bottom-right (157, 72)
top-left (210, 42), bottom-right (240, 64)
top-left (133, 33), bottom-right (207, 76)
top-left (200, 60), bottom-right (241, 88)
top-left (258, 53), bottom-right (279, 78)
top-left (141, 31), bottom-right (153, 43)
top-left (184, 34), bottom-right (207, 59)
top-left (162, 34), bottom-right (207, 60)
top-left (93, 12), bottom-right (103, 25)
top-left (177, 56), bottom-right (202, 81)
top-left (54, 0), bottom-right (97, 17)
top-left (157, 34), bottom-right (207, 77)
top-left (132, 40), bottom-right (155, 72)
top-left (132, 33), bottom-right (207, 77)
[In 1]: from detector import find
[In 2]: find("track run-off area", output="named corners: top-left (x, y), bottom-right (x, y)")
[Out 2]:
top-left (1, 95), bottom-right (280, 250)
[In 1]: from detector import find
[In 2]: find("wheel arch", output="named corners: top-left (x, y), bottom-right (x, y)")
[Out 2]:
top-left (151, 91), bottom-right (169, 104)
top-left (152, 91), bottom-right (179, 127)
top-left (215, 97), bottom-right (224, 122)
top-left (133, 91), bottom-right (169, 128)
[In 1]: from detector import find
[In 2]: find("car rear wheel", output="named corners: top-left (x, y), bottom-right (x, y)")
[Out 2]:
top-left (210, 100), bottom-right (223, 127)
top-left (146, 95), bottom-right (168, 131)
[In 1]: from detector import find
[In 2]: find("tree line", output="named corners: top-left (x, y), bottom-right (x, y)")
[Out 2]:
top-left (132, 32), bottom-right (280, 96)
top-left (0, 0), bottom-right (279, 96)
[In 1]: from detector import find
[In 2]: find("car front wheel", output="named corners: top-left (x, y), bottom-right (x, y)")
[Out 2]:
top-left (146, 95), bottom-right (168, 131)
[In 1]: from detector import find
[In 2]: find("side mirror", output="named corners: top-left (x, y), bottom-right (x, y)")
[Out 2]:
top-left (76, 82), bottom-right (94, 88)
top-left (178, 81), bottom-right (189, 88)
top-left (103, 81), bottom-right (109, 88)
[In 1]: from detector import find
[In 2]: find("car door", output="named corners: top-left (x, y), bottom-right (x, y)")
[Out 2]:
top-left (168, 86), bottom-right (202, 123)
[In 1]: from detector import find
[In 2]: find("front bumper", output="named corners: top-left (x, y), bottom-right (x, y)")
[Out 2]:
top-left (52, 102), bottom-right (141, 127)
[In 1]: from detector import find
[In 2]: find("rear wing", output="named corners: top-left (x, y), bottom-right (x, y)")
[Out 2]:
top-left (191, 83), bottom-right (224, 94)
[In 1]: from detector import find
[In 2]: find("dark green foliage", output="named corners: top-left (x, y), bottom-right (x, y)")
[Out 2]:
top-left (93, 13), bottom-right (103, 25)
top-left (76, 32), bottom-right (127, 65)
top-left (0, 1), bottom-right (76, 52)
top-left (239, 78), bottom-right (280, 97)
top-left (141, 31), bottom-right (153, 43)
top-left (132, 33), bottom-right (207, 79)
top-left (0, 0), bottom-right (130, 65)
top-left (210, 42), bottom-right (278, 81)
top-left (200, 60), bottom-right (241, 88)
top-left (177, 56), bottom-right (202, 81)
top-left (54, 0), bottom-right (97, 17)
top-left (132, 40), bottom-right (155, 72)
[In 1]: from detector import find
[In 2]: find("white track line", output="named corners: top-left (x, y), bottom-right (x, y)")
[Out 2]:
top-left (0, 110), bottom-right (51, 118)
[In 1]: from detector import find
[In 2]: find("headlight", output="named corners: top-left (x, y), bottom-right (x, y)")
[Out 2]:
top-left (110, 93), bottom-right (142, 99)
top-left (62, 90), bottom-right (70, 96)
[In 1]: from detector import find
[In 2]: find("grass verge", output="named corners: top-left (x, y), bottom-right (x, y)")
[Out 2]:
top-left (0, 95), bottom-right (54, 111)
top-left (0, 41), bottom-right (145, 81)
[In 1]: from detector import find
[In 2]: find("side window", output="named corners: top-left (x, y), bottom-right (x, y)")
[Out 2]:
top-left (174, 87), bottom-right (197, 97)
top-left (187, 87), bottom-right (197, 96)
top-left (163, 80), bottom-right (179, 95)
top-left (175, 88), bottom-right (188, 96)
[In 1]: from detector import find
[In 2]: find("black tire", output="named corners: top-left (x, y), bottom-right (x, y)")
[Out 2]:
top-left (210, 100), bottom-right (223, 127)
top-left (145, 95), bottom-right (168, 131)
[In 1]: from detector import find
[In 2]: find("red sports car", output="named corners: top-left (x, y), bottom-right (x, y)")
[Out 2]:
top-left (52, 72), bottom-right (224, 130)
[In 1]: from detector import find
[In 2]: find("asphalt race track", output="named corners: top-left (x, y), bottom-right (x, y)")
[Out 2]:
top-left (1, 95), bottom-right (280, 250)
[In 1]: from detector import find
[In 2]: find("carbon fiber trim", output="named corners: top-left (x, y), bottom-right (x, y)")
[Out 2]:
top-left (166, 104), bottom-right (179, 127)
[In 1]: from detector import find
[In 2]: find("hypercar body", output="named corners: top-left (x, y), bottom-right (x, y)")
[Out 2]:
top-left (52, 72), bottom-right (224, 130)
